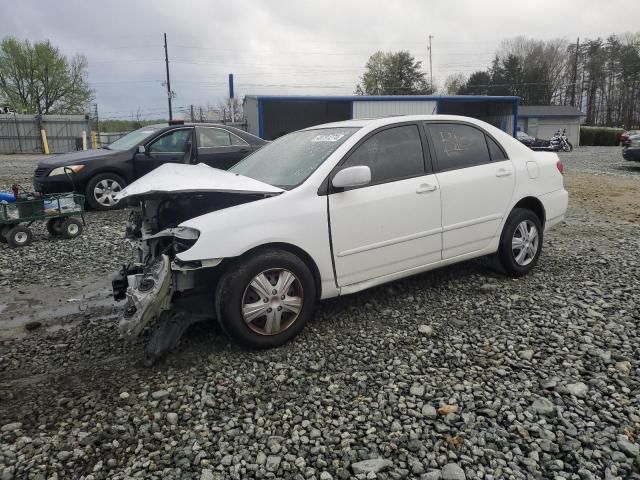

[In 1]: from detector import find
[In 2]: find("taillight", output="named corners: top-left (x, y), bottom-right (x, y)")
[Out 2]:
top-left (556, 160), bottom-right (564, 175)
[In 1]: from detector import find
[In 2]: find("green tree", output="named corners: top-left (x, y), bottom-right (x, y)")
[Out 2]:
top-left (0, 37), bottom-right (93, 114)
top-left (356, 51), bottom-right (432, 95)
top-left (459, 71), bottom-right (491, 95)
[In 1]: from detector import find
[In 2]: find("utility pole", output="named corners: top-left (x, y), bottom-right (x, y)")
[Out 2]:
top-left (571, 37), bottom-right (579, 107)
top-left (427, 35), bottom-right (434, 93)
top-left (94, 103), bottom-right (100, 148)
top-left (190, 104), bottom-right (194, 122)
top-left (163, 33), bottom-right (173, 121)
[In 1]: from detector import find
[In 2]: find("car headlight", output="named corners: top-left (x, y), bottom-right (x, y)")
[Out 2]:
top-left (48, 165), bottom-right (85, 176)
top-left (630, 138), bottom-right (640, 147)
top-left (171, 227), bottom-right (200, 254)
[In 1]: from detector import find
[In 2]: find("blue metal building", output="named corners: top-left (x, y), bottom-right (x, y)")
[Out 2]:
top-left (243, 95), bottom-right (520, 140)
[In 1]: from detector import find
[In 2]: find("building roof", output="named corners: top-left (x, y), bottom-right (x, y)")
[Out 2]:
top-left (518, 105), bottom-right (586, 118)
top-left (244, 94), bottom-right (520, 103)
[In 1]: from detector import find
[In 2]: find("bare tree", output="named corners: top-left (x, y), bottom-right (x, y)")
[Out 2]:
top-left (442, 73), bottom-right (467, 95)
top-left (218, 96), bottom-right (242, 122)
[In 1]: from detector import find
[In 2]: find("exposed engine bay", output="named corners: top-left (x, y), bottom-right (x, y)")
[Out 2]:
top-left (112, 192), bottom-right (267, 364)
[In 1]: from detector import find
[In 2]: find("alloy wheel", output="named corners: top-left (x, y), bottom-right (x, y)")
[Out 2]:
top-left (511, 220), bottom-right (539, 266)
top-left (94, 179), bottom-right (122, 207)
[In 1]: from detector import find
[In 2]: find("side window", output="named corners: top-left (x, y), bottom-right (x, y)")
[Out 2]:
top-left (486, 135), bottom-right (508, 161)
top-left (426, 123), bottom-right (491, 171)
top-left (197, 128), bottom-right (231, 148)
top-left (230, 133), bottom-right (249, 146)
top-left (148, 129), bottom-right (191, 153)
top-left (340, 125), bottom-right (424, 185)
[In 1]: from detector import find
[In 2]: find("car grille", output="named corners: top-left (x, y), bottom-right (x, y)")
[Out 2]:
top-left (33, 166), bottom-right (50, 178)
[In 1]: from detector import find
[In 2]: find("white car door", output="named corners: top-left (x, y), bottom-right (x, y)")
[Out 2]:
top-left (328, 124), bottom-right (442, 287)
top-left (425, 122), bottom-right (515, 259)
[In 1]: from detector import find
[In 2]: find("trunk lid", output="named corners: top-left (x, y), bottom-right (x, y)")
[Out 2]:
top-left (116, 163), bottom-right (283, 200)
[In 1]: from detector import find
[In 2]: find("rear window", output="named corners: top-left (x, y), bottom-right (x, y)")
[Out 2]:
top-left (486, 135), bottom-right (508, 161)
top-left (426, 123), bottom-right (491, 170)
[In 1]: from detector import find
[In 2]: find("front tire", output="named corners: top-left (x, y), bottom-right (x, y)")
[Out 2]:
top-left (215, 249), bottom-right (316, 348)
top-left (497, 208), bottom-right (543, 277)
top-left (86, 173), bottom-right (126, 211)
top-left (7, 225), bottom-right (33, 248)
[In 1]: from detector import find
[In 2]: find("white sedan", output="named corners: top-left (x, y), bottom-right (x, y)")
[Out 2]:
top-left (114, 115), bottom-right (568, 362)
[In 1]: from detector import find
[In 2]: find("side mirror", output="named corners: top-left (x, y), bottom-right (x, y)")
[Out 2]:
top-left (138, 145), bottom-right (147, 154)
top-left (332, 166), bottom-right (371, 189)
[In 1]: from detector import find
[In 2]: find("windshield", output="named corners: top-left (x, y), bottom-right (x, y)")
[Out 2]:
top-left (230, 127), bottom-right (358, 189)
top-left (107, 125), bottom-right (162, 151)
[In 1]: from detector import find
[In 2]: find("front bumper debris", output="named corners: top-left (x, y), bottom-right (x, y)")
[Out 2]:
top-left (118, 254), bottom-right (172, 340)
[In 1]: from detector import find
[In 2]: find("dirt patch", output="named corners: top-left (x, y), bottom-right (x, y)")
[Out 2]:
top-left (564, 171), bottom-right (640, 224)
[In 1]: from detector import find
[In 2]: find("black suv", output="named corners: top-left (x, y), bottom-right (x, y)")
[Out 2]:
top-left (33, 122), bottom-right (267, 210)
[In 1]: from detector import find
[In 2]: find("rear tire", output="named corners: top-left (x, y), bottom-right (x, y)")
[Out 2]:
top-left (7, 225), bottom-right (33, 248)
top-left (46, 218), bottom-right (63, 236)
top-left (497, 208), bottom-right (543, 277)
top-left (86, 173), bottom-right (126, 211)
top-left (0, 225), bottom-right (10, 243)
top-left (60, 217), bottom-right (83, 239)
top-left (215, 249), bottom-right (316, 348)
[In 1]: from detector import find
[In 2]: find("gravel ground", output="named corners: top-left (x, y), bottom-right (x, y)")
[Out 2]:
top-left (0, 154), bottom-right (135, 288)
top-left (1, 148), bottom-right (639, 480)
top-left (560, 146), bottom-right (640, 177)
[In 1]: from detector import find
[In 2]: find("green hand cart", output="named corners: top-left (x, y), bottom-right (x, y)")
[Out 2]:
top-left (0, 193), bottom-right (86, 247)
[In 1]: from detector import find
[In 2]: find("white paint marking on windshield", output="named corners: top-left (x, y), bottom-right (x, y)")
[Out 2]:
top-left (311, 134), bottom-right (345, 142)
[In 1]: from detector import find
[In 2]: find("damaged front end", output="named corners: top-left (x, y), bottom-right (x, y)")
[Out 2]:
top-left (112, 195), bottom-right (247, 342)
top-left (110, 163), bottom-right (283, 364)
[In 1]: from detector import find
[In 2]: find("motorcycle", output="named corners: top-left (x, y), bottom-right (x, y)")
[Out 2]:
top-left (529, 129), bottom-right (573, 152)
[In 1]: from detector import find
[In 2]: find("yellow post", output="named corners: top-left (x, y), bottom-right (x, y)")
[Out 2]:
top-left (40, 128), bottom-right (50, 154)
top-left (91, 131), bottom-right (98, 149)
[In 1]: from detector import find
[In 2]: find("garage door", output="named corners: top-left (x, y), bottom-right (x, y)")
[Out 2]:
top-left (353, 100), bottom-right (437, 119)
top-left (536, 118), bottom-right (580, 146)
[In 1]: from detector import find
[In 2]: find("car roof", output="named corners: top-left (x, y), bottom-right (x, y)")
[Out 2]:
top-left (152, 122), bottom-right (265, 143)
top-left (304, 114), bottom-right (491, 130)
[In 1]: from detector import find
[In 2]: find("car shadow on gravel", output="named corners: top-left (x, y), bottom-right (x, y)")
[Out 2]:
top-left (0, 253), bottom-right (535, 424)
top-left (167, 257), bottom-right (498, 364)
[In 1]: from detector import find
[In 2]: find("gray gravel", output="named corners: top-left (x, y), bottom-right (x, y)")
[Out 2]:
top-left (560, 146), bottom-right (640, 177)
top-left (1, 151), bottom-right (639, 479)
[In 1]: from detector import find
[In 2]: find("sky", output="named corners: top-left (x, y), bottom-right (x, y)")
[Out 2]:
top-left (1, 0), bottom-right (638, 119)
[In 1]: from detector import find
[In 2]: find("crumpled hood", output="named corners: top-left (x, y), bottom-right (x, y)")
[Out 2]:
top-left (116, 163), bottom-right (284, 200)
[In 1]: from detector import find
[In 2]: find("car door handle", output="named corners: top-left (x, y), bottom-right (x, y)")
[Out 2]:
top-left (416, 184), bottom-right (438, 194)
top-left (496, 168), bottom-right (513, 177)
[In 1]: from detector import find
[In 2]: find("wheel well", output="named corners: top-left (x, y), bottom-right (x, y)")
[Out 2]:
top-left (237, 243), bottom-right (323, 300)
top-left (513, 197), bottom-right (546, 226)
